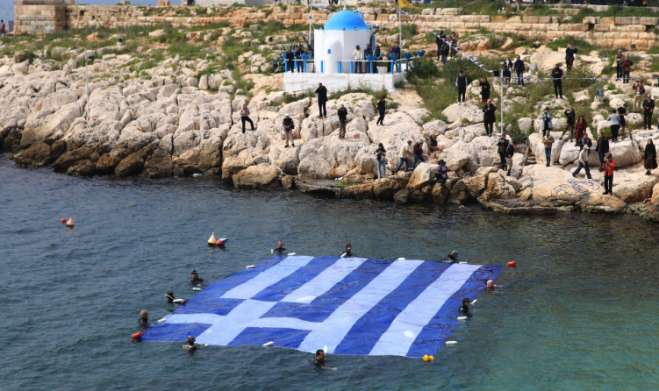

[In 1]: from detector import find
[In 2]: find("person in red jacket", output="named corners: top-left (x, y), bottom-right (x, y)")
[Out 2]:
top-left (603, 153), bottom-right (616, 195)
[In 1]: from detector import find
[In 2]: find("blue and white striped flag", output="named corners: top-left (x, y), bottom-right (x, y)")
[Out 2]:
top-left (143, 256), bottom-right (501, 358)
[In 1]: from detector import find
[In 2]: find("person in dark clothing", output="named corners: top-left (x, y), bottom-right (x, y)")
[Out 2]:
top-left (315, 83), bottom-right (328, 118)
top-left (596, 134), bottom-right (610, 169)
top-left (562, 107), bottom-right (576, 141)
top-left (240, 103), bottom-right (255, 133)
top-left (542, 108), bottom-right (552, 137)
top-left (413, 142), bottom-right (424, 168)
top-left (436, 159), bottom-right (448, 184)
top-left (501, 63), bottom-right (511, 86)
top-left (341, 242), bottom-right (353, 257)
top-left (459, 298), bottom-right (472, 318)
top-left (565, 45), bottom-right (577, 71)
top-left (617, 106), bottom-right (627, 140)
top-left (283, 114), bottom-right (295, 147)
top-left (273, 240), bottom-right (286, 255)
top-left (551, 64), bottom-right (564, 99)
top-left (138, 310), bottom-right (149, 330)
top-left (285, 49), bottom-right (293, 72)
top-left (447, 250), bottom-right (459, 263)
top-left (483, 100), bottom-right (496, 137)
top-left (505, 141), bottom-right (514, 176)
top-left (376, 96), bottom-right (386, 125)
top-left (645, 139), bottom-right (657, 175)
top-left (642, 96), bottom-right (655, 130)
top-left (543, 134), bottom-right (555, 167)
top-left (435, 33), bottom-right (444, 61)
top-left (456, 71), bottom-right (468, 103)
top-left (608, 109), bottom-right (621, 142)
top-left (294, 46), bottom-right (303, 73)
top-left (480, 78), bottom-right (490, 104)
top-left (603, 153), bottom-right (616, 195)
top-left (314, 349), bottom-right (326, 367)
top-left (190, 270), bottom-right (204, 286)
top-left (337, 104), bottom-right (348, 138)
top-left (375, 143), bottom-right (387, 179)
top-left (615, 50), bottom-right (623, 81)
top-left (513, 56), bottom-right (525, 86)
top-left (183, 336), bottom-right (197, 353)
top-left (497, 136), bottom-right (509, 170)
top-left (622, 56), bottom-right (632, 84)
top-left (165, 291), bottom-right (186, 305)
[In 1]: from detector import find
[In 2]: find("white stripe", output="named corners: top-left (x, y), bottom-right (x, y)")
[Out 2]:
top-left (282, 257), bottom-right (367, 304)
top-left (297, 260), bottom-right (423, 354)
top-left (222, 256), bottom-right (314, 299)
top-left (369, 264), bottom-right (480, 356)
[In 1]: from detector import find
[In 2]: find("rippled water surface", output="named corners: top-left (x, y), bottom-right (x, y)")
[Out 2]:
top-left (1, 158), bottom-right (657, 390)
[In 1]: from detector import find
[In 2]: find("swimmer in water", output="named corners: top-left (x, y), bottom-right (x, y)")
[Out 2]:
top-left (314, 349), bottom-right (326, 367)
top-left (165, 291), bottom-right (186, 305)
top-left (183, 336), bottom-right (197, 353)
top-left (341, 242), bottom-right (353, 257)
top-left (447, 250), bottom-right (459, 263)
top-left (273, 240), bottom-right (286, 256)
top-left (138, 309), bottom-right (149, 330)
top-left (459, 298), bottom-right (472, 318)
top-left (190, 270), bottom-right (204, 286)
top-left (486, 279), bottom-right (496, 291)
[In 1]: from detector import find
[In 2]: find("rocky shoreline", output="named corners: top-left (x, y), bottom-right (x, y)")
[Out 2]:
top-left (1, 39), bottom-right (658, 222)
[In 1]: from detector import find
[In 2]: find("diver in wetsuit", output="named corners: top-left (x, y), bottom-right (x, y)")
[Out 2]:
top-left (190, 270), bottom-right (204, 286)
top-left (341, 243), bottom-right (353, 257)
top-left (314, 349), bottom-right (326, 367)
top-left (273, 240), bottom-right (287, 256)
top-left (165, 291), bottom-right (176, 304)
top-left (459, 298), bottom-right (472, 318)
top-left (183, 336), bottom-right (197, 353)
top-left (138, 309), bottom-right (149, 330)
top-left (447, 250), bottom-right (459, 263)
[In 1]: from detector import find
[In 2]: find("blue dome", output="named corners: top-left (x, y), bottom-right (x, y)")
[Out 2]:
top-left (324, 10), bottom-right (369, 31)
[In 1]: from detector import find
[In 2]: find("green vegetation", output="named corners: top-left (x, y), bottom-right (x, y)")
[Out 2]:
top-left (651, 57), bottom-right (659, 73)
top-left (401, 24), bottom-right (418, 41)
top-left (546, 37), bottom-right (593, 52)
top-left (571, 5), bottom-right (659, 22)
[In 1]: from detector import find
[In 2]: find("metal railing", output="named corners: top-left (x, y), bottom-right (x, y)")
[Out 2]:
top-left (282, 53), bottom-right (425, 75)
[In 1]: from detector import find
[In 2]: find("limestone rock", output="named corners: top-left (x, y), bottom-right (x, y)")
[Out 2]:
top-left (442, 102), bottom-right (482, 124)
top-left (232, 164), bottom-right (280, 189)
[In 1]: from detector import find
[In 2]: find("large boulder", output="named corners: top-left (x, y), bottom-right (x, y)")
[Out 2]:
top-left (612, 169), bottom-right (659, 203)
top-left (529, 46), bottom-right (564, 72)
top-left (14, 142), bottom-right (51, 167)
top-left (232, 164), bottom-right (280, 189)
top-left (442, 102), bottom-right (482, 124)
top-left (407, 162), bottom-right (438, 190)
top-left (522, 164), bottom-right (599, 203)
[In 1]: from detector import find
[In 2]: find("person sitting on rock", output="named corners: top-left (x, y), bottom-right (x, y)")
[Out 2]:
top-left (543, 134), bottom-right (555, 167)
top-left (283, 114), bottom-right (295, 148)
top-left (644, 139), bottom-right (657, 176)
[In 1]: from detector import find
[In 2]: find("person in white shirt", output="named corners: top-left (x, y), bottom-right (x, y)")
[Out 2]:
top-left (395, 140), bottom-right (413, 172)
top-left (352, 45), bottom-right (363, 73)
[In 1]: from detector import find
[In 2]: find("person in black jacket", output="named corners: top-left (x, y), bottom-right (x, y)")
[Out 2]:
top-left (562, 107), bottom-right (576, 141)
top-left (283, 114), bottom-right (295, 148)
top-left (514, 56), bottom-right (525, 86)
top-left (456, 71), bottom-right (468, 103)
top-left (551, 64), bottom-right (564, 99)
top-left (595, 134), bottom-right (609, 169)
top-left (642, 96), bottom-right (655, 130)
top-left (565, 44), bottom-right (577, 71)
top-left (497, 136), bottom-right (509, 170)
top-left (480, 78), bottom-right (490, 104)
top-left (376, 97), bottom-right (386, 126)
top-left (645, 139), bottom-right (657, 175)
top-left (483, 100), bottom-right (496, 137)
top-left (337, 104), bottom-right (348, 138)
top-left (501, 63), bottom-right (511, 86)
top-left (315, 83), bottom-right (328, 118)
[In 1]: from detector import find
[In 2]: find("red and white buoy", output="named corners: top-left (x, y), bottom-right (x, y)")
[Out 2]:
top-left (207, 232), bottom-right (226, 248)
top-left (64, 217), bottom-right (75, 229)
top-left (506, 260), bottom-right (517, 269)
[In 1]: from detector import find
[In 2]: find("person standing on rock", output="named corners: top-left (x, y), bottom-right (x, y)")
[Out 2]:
top-left (497, 136), bottom-right (509, 171)
top-left (483, 100), bottom-right (496, 137)
top-left (642, 96), bottom-right (655, 130)
top-left (542, 108), bottom-right (553, 137)
top-left (283, 114), bottom-right (295, 148)
top-left (644, 139), bottom-right (657, 176)
top-left (501, 63), bottom-right (511, 86)
top-left (615, 50), bottom-right (624, 81)
top-left (608, 109), bottom-right (621, 143)
top-left (551, 64), bottom-right (564, 99)
top-left (376, 96), bottom-right (386, 126)
top-left (375, 143), bottom-right (387, 179)
top-left (505, 140), bottom-right (514, 176)
top-left (480, 78), bottom-right (490, 104)
top-left (352, 45), bottom-right (363, 73)
top-left (436, 159), bottom-right (448, 184)
top-left (565, 44), bottom-right (577, 72)
top-left (596, 133), bottom-right (610, 170)
top-left (572, 145), bottom-right (592, 180)
top-left (0, 20), bottom-right (6, 35)
top-left (240, 103), bottom-right (255, 134)
top-left (514, 56), bottom-right (525, 86)
top-left (603, 153), bottom-right (616, 195)
top-left (621, 56), bottom-right (632, 84)
top-left (575, 115), bottom-right (588, 149)
top-left (413, 141), bottom-right (425, 168)
top-left (337, 104), bottom-right (348, 138)
top-left (633, 80), bottom-right (646, 112)
top-left (562, 107), bottom-right (576, 142)
top-left (395, 140), bottom-right (413, 172)
top-left (315, 83), bottom-right (328, 118)
top-left (617, 106), bottom-right (628, 140)
top-left (456, 71), bottom-right (468, 104)
top-left (543, 134), bottom-right (555, 167)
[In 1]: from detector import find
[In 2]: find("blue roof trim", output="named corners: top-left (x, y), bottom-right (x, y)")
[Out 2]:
top-left (324, 10), bottom-right (369, 31)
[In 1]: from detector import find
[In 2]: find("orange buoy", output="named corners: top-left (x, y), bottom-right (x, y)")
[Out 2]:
top-left (59, 217), bottom-right (67, 225)
top-left (131, 331), bottom-right (143, 342)
top-left (65, 217), bottom-right (75, 228)
top-left (207, 232), bottom-right (226, 248)
top-left (506, 260), bottom-right (517, 269)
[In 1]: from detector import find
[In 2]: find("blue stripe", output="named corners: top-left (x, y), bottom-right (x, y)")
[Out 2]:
top-left (406, 264), bottom-right (501, 357)
top-left (174, 298), bottom-right (243, 316)
top-left (252, 256), bottom-right (339, 301)
top-left (262, 259), bottom-right (390, 322)
top-left (142, 323), bottom-right (211, 342)
top-left (334, 261), bottom-right (451, 355)
top-left (229, 327), bottom-right (311, 350)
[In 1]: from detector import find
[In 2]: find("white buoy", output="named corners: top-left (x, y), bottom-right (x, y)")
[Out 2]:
top-left (457, 316), bottom-right (467, 321)
top-left (262, 341), bottom-right (274, 347)
top-left (445, 340), bottom-right (458, 345)
top-left (245, 264), bottom-right (256, 269)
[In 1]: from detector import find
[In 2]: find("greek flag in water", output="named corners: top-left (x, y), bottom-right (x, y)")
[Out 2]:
top-left (142, 256), bottom-right (501, 358)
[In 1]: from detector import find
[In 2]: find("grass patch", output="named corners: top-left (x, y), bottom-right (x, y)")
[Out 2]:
top-left (401, 24), bottom-right (418, 41)
top-left (546, 36), bottom-right (593, 52)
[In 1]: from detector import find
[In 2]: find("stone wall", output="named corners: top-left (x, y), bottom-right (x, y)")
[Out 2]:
top-left (13, 4), bottom-right (659, 49)
top-left (14, 4), bottom-right (66, 35)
